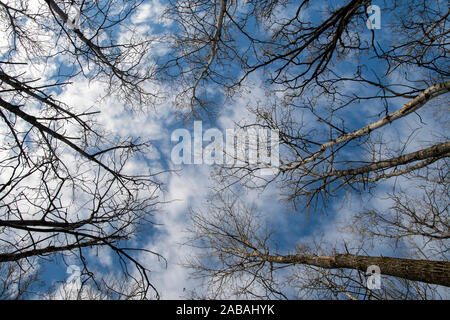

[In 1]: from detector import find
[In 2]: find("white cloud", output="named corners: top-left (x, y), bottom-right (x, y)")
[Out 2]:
top-left (131, 0), bottom-right (172, 27)
top-left (141, 165), bottom-right (211, 299)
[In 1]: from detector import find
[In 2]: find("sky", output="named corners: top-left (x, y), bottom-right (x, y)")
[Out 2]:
top-left (0, 0), bottom-right (448, 299)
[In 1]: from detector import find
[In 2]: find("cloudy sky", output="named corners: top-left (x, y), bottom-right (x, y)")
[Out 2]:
top-left (1, 0), bottom-right (448, 299)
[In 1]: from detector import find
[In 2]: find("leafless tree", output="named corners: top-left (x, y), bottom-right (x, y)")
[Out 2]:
top-left (2, 0), bottom-right (447, 300)
top-left (169, 0), bottom-right (450, 299)
top-left (44, 272), bottom-right (152, 300)
top-left (0, 253), bottom-right (42, 299)
top-left (0, 0), bottom-right (165, 298)
top-left (186, 193), bottom-right (449, 299)
top-left (161, 0), bottom-right (448, 198)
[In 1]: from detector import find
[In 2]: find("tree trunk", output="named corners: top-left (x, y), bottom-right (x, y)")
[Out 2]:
top-left (330, 141), bottom-right (450, 178)
top-left (257, 253), bottom-right (450, 287)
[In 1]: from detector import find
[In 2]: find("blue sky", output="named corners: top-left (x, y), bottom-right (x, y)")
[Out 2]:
top-left (0, 0), bottom-right (448, 299)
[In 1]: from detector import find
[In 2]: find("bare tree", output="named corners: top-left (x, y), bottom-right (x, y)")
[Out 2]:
top-left (44, 272), bottom-right (152, 300)
top-left (0, 0), bottom-right (165, 298)
top-left (186, 193), bottom-right (449, 299)
top-left (163, 0), bottom-right (448, 193)
top-left (160, 0), bottom-right (449, 209)
top-left (0, 254), bottom-right (42, 300)
top-left (2, 0), bottom-right (447, 300)
top-left (168, 0), bottom-right (450, 299)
